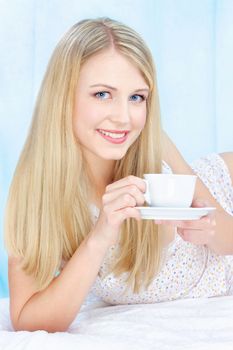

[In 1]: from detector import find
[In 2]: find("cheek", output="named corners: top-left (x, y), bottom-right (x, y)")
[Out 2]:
top-left (73, 101), bottom-right (100, 132)
top-left (132, 106), bottom-right (147, 129)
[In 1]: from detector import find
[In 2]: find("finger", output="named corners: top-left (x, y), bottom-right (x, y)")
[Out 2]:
top-left (206, 209), bottom-right (216, 221)
top-left (191, 198), bottom-right (211, 208)
top-left (110, 206), bottom-right (142, 226)
top-left (154, 216), bottom-right (216, 230)
top-left (102, 184), bottom-right (145, 206)
top-left (120, 207), bottom-right (142, 222)
top-left (191, 199), bottom-right (216, 220)
top-left (103, 192), bottom-right (143, 217)
top-left (103, 206), bottom-right (142, 227)
top-left (177, 227), bottom-right (215, 245)
top-left (105, 175), bottom-right (146, 194)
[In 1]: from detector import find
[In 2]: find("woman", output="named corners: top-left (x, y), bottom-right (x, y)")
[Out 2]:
top-left (4, 17), bottom-right (233, 332)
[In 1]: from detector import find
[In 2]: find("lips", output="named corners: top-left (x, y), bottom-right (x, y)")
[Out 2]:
top-left (96, 129), bottom-right (129, 144)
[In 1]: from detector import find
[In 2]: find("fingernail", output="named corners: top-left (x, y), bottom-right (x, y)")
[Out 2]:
top-left (203, 217), bottom-right (210, 223)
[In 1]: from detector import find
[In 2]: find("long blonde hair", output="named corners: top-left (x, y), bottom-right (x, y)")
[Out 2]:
top-left (4, 17), bottom-right (162, 293)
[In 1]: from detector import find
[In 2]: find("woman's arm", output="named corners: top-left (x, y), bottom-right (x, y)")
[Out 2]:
top-left (9, 175), bottom-right (146, 332)
top-left (162, 131), bottom-right (233, 255)
top-left (9, 232), bottom-right (110, 333)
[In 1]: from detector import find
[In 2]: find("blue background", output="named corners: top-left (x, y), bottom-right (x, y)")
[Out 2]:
top-left (1, 0), bottom-right (233, 297)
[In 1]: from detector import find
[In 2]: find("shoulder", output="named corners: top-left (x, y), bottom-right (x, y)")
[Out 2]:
top-left (161, 130), bottom-right (193, 175)
top-left (219, 152), bottom-right (233, 183)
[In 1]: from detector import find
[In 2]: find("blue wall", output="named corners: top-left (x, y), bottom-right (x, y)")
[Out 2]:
top-left (1, 0), bottom-right (233, 297)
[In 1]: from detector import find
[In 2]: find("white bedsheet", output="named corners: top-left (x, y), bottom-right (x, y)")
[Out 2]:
top-left (1, 296), bottom-right (233, 350)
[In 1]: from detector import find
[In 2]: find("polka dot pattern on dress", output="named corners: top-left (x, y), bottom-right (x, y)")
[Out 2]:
top-left (87, 154), bottom-right (233, 304)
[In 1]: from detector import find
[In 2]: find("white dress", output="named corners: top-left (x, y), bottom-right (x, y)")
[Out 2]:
top-left (88, 153), bottom-right (233, 304)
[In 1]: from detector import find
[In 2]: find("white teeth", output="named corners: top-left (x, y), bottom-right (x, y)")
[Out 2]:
top-left (98, 130), bottom-right (126, 139)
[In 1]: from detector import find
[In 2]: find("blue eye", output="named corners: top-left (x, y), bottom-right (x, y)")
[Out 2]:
top-left (130, 94), bottom-right (146, 102)
top-left (95, 91), bottom-right (110, 99)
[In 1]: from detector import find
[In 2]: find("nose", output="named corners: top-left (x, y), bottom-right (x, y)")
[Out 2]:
top-left (109, 99), bottom-right (131, 125)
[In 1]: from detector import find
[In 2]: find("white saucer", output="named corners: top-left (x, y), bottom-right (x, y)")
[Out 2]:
top-left (135, 207), bottom-right (216, 220)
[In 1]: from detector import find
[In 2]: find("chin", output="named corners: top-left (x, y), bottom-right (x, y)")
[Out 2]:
top-left (101, 150), bottom-right (128, 160)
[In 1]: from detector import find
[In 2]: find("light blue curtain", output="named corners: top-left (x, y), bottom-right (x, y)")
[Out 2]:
top-left (1, 0), bottom-right (233, 297)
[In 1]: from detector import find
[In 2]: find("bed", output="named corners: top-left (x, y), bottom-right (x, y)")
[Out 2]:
top-left (1, 294), bottom-right (233, 350)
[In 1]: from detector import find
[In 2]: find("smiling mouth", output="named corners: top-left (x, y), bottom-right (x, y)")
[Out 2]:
top-left (97, 129), bottom-right (128, 138)
top-left (96, 129), bottom-right (129, 144)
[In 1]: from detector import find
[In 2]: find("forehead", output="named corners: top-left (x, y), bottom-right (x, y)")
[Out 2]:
top-left (78, 49), bottom-right (148, 88)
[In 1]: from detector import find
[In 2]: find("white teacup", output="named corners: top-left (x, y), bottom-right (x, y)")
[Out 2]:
top-left (143, 174), bottom-right (197, 208)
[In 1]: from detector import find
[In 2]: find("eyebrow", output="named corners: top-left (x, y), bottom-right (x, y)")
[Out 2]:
top-left (89, 84), bottom-right (149, 92)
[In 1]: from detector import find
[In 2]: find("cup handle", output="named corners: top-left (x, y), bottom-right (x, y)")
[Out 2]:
top-left (142, 179), bottom-right (151, 205)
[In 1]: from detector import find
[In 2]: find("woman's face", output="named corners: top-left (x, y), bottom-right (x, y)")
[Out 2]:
top-left (73, 49), bottom-right (149, 162)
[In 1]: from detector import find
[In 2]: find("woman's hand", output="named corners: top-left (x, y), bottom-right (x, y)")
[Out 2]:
top-left (154, 199), bottom-right (216, 246)
top-left (93, 175), bottom-right (145, 247)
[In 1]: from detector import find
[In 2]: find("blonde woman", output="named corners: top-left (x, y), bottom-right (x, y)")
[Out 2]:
top-left (4, 18), bottom-right (233, 332)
